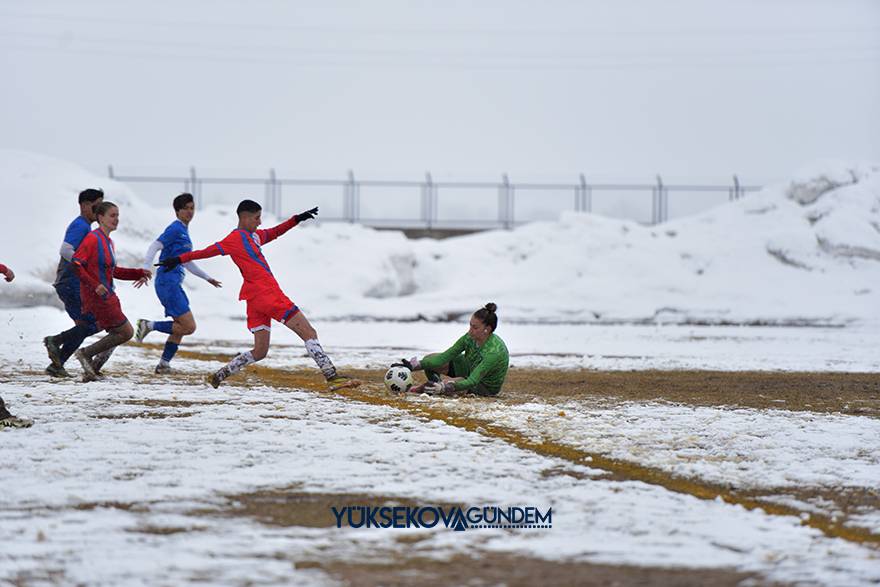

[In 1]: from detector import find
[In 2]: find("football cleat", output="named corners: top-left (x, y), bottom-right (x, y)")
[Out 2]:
top-left (0, 398), bottom-right (33, 428)
top-left (155, 362), bottom-right (173, 374)
top-left (45, 364), bottom-right (71, 378)
top-left (327, 374), bottom-right (361, 392)
top-left (43, 336), bottom-right (63, 368)
top-left (134, 319), bottom-right (152, 343)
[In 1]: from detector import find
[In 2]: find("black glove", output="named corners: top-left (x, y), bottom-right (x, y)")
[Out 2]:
top-left (390, 358), bottom-right (414, 370)
top-left (295, 207), bottom-right (319, 223)
top-left (155, 256), bottom-right (182, 272)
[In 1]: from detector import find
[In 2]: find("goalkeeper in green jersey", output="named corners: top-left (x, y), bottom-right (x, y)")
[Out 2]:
top-left (402, 302), bottom-right (509, 396)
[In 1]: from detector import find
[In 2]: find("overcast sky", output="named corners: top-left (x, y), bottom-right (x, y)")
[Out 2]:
top-left (2, 0), bottom-right (878, 186)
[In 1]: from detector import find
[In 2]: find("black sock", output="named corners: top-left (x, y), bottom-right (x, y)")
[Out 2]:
top-left (58, 324), bottom-right (94, 365)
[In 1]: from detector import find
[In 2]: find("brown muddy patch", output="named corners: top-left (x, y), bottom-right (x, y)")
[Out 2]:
top-left (302, 554), bottom-right (769, 587)
top-left (191, 487), bottom-right (454, 529)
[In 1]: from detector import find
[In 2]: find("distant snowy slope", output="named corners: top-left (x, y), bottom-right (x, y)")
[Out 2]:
top-left (1, 150), bottom-right (877, 325)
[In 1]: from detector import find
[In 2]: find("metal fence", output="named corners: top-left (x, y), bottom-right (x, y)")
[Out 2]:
top-left (107, 166), bottom-right (761, 228)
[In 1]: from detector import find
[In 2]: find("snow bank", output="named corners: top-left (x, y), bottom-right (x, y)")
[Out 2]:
top-left (1, 150), bottom-right (878, 325)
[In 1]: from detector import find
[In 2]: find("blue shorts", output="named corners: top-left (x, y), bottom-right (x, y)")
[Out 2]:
top-left (54, 282), bottom-right (97, 330)
top-left (156, 279), bottom-right (191, 318)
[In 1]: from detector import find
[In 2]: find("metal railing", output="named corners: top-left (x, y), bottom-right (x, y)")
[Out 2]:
top-left (107, 166), bottom-right (761, 228)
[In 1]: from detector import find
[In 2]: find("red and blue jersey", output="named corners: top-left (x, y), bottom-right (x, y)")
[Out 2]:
top-left (72, 229), bottom-right (145, 303)
top-left (179, 216), bottom-right (299, 300)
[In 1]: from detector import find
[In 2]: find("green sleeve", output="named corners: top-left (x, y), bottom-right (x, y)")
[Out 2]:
top-left (420, 335), bottom-right (468, 372)
top-left (453, 352), bottom-right (502, 391)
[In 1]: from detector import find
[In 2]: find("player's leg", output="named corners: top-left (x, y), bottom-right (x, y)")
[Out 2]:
top-left (75, 319), bottom-right (133, 382)
top-left (209, 328), bottom-right (268, 388)
top-left (409, 353), bottom-right (456, 393)
top-left (45, 286), bottom-right (97, 376)
top-left (155, 311), bottom-right (196, 373)
top-left (208, 302), bottom-right (270, 389)
top-left (283, 309), bottom-right (359, 390)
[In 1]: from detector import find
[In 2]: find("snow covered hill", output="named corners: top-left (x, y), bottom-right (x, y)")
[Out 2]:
top-left (1, 150), bottom-right (877, 325)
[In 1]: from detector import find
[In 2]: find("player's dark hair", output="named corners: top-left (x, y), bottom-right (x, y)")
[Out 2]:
top-left (78, 188), bottom-right (104, 204)
top-left (173, 192), bottom-right (194, 212)
top-left (236, 199), bottom-right (262, 215)
top-left (473, 302), bottom-right (498, 331)
top-left (93, 201), bottom-right (117, 218)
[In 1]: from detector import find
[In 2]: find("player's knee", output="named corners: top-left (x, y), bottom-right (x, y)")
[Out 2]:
top-left (182, 323), bottom-right (196, 336)
top-left (252, 347), bottom-right (268, 361)
top-left (119, 323), bottom-right (134, 341)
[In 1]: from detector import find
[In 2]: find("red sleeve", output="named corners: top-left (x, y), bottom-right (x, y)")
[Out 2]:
top-left (72, 235), bottom-right (100, 289)
top-left (0, 264), bottom-right (7, 274)
top-left (180, 242), bottom-right (225, 264)
top-left (257, 216), bottom-right (299, 245)
top-left (113, 267), bottom-right (147, 281)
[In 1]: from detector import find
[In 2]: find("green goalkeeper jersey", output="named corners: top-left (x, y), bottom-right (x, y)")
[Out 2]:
top-left (421, 333), bottom-right (509, 395)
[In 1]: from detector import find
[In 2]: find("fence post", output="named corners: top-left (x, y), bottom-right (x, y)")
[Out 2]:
top-left (346, 170), bottom-right (357, 223)
top-left (267, 168), bottom-right (278, 216)
top-left (423, 172), bottom-right (434, 229)
top-left (499, 174), bottom-right (512, 229)
top-left (733, 174), bottom-right (741, 201)
top-left (108, 165), bottom-right (115, 179)
top-left (189, 166), bottom-right (199, 209)
top-left (655, 174), bottom-right (666, 224)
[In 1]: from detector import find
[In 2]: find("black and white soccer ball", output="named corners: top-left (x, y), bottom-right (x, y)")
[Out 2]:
top-left (384, 365), bottom-right (414, 393)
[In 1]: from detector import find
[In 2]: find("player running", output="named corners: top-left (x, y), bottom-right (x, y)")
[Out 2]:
top-left (71, 202), bottom-right (152, 382)
top-left (400, 303), bottom-right (509, 396)
top-left (155, 200), bottom-right (359, 391)
top-left (43, 188), bottom-right (106, 378)
top-left (0, 263), bottom-right (32, 428)
top-left (134, 193), bottom-right (222, 373)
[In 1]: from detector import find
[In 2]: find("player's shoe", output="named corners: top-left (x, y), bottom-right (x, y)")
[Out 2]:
top-left (0, 398), bottom-right (33, 428)
top-left (74, 350), bottom-right (99, 383)
top-left (155, 362), bottom-right (172, 374)
top-left (134, 319), bottom-right (152, 343)
top-left (327, 374), bottom-right (361, 392)
top-left (208, 366), bottom-right (230, 389)
top-left (45, 364), bottom-right (71, 378)
top-left (43, 336), bottom-right (63, 368)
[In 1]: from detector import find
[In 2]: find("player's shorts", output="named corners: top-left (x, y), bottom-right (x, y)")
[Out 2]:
top-left (246, 288), bottom-right (299, 332)
top-left (54, 281), bottom-right (97, 331)
top-left (83, 292), bottom-right (128, 331)
top-left (156, 279), bottom-right (190, 318)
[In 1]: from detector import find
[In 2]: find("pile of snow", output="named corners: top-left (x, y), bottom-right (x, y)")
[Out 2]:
top-left (1, 150), bottom-right (878, 325)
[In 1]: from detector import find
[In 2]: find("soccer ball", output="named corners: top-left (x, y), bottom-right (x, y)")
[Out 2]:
top-left (384, 365), bottom-right (414, 393)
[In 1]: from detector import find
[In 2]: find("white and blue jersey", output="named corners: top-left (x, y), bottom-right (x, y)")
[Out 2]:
top-left (156, 220), bottom-right (193, 286)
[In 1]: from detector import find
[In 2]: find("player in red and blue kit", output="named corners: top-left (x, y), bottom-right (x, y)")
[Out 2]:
top-left (157, 199), bottom-right (359, 391)
top-left (71, 201), bottom-right (151, 382)
top-left (134, 193), bottom-right (222, 373)
top-left (43, 188), bottom-right (105, 378)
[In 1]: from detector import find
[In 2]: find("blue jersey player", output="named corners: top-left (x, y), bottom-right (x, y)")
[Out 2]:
top-left (135, 193), bottom-right (221, 373)
top-left (43, 188), bottom-right (112, 378)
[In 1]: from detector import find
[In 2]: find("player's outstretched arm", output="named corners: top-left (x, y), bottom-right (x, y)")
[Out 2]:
top-left (259, 207), bottom-right (319, 245)
top-left (156, 243), bottom-right (223, 272)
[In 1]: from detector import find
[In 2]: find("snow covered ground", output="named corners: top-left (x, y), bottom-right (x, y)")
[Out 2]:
top-left (1, 151), bottom-right (879, 585)
top-left (1, 320), bottom-right (879, 586)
